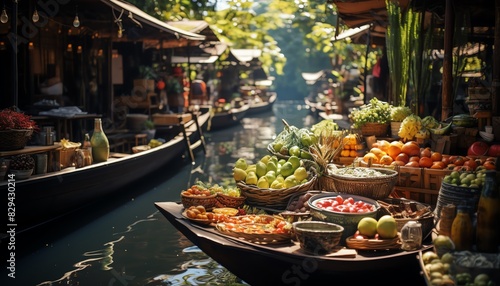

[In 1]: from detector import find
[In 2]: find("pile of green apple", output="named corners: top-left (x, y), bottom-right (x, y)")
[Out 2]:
top-left (422, 249), bottom-right (495, 286)
top-left (442, 169), bottom-right (487, 188)
top-left (233, 154), bottom-right (310, 189)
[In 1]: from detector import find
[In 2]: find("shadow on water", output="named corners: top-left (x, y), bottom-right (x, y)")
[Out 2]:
top-left (5, 101), bottom-right (317, 286)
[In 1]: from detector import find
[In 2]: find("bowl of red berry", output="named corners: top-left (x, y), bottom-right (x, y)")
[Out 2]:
top-left (308, 192), bottom-right (380, 243)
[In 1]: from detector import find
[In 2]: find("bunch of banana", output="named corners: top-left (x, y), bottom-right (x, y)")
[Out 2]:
top-left (430, 122), bottom-right (452, 135)
top-left (60, 138), bottom-right (81, 149)
top-left (398, 114), bottom-right (422, 141)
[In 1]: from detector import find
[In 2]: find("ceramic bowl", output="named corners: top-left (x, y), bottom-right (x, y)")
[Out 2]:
top-left (9, 169), bottom-right (33, 180)
top-left (308, 193), bottom-right (380, 243)
top-left (293, 221), bottom-right (344, 253)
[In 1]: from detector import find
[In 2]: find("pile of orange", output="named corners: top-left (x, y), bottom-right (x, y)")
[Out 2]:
top-left (363, 140), bottom-right (445, 169)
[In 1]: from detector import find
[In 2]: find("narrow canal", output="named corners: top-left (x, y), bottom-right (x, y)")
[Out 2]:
top-left (7, 100), bottom-right (319, 286)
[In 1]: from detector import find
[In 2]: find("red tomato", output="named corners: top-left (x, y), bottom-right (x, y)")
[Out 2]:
top-left (335, 195), bottom-right (343, 204)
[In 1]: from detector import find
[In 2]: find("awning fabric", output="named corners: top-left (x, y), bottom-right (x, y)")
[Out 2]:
top-left (100, 0), bottom-right (205, 41)
top-left (230, 49), bottom-right (262, 63)
top-left (332, 24), bottom-right (371, 41)
top-left (301, 71), bottom-right (325, 85)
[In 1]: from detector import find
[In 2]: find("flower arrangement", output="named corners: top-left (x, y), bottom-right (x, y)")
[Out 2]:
top-left (0, 107), bottom-right (37, 131)
top-left (349, 98), bottom-right (392, 129)
top-left (390, 106), bottom-right (413, 122)
top-left (10, 154), bottom-right (35, 170)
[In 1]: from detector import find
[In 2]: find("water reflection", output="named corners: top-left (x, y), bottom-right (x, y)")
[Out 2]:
top-left (15, 101), bottom-right (317, 286)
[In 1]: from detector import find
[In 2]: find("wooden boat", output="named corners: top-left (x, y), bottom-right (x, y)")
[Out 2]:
top-left (245, 91), bottom-right (277, 115)
top-left (1, 111), bottom-right (210, 233)
top-left (155, 201), bottom-right (432, 286)
top-left (206, 101), bottom-right (250, 131)
top-left (304, 97), bottom-right (339, 115)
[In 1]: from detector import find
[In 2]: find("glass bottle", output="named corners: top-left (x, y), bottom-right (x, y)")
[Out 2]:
top-left (90, 118), bottom-right (109, 163)
top-left (451, 205), bottom-right (473, 251)
top-left (475, 170), bottom-right (500, 252)
top-left (83, 133), bottom-right (93, 166)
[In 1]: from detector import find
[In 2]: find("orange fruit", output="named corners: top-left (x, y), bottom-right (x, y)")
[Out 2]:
top-left (387, 141), bottom-right (403, 159)
top-left (396, 153), bottom-right (410, 164)
top-left (420, 147), bottom-right (432, 158)
top-left (391, 160), bottom-right (406, 167)
top-left (405, 161), bottom-right (420, 168)
top-left (376, 140), bottom-right (391, 152)
top-left (401, 141), bottom-right (420, 157)
top-left (431, 161), bottom-right (446, 169)
top-left (419, 157), bottom-right (433, 168)
top-left (409, 156), bottom-right (420, 163)
top-left (430, 152), bottom-right (442, 162)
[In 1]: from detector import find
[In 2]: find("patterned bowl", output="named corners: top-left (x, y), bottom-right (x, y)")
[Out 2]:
top-left (292, 221), bottom-right (344, 254)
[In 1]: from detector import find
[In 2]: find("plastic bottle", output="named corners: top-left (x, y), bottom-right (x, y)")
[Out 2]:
top-left (475, 170), bottom-right (500, 252)
top-left (451, 205), bottom-right (473, 251)
top-left (90, 118), bottom-right (109, 163)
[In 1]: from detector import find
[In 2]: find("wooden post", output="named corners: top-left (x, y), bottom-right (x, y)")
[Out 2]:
top-left (493, 0), bottom-right (500, 115)
top-left (441, 0), bottom-right (454, 121)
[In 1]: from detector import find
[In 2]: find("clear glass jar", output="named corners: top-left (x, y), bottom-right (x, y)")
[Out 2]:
top-left (401, 220), bottom-right (422, 251)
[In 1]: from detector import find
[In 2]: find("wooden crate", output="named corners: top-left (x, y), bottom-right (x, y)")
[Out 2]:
top-left (392, 166), bottom-right (426, 204)
top-left (395, 166), bottom-right (422, 189)
top-left (393, 167), bottom-right (452, 206)
top-left (422, 168), bottom-right (452, 206)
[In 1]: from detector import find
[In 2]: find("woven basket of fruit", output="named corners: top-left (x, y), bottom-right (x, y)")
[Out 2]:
top-left (215, 216), bottom-right (293, 245)
top-left (181, 193), bottom-right (217, 210)
top-left (236, 175), bottom-right (317, 210)
top-left (180, 184), bottom-right (218, 210)
top-left (216, 193), bottom-right (246, 208)
top-left (323, 167), bottom-right (398, 200)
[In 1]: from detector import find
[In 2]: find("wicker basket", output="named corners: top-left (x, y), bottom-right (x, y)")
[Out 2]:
top-left (216, 193), bottom-right (246, 208)
top-left (216, 223), bottom-right (292, 244)
top-left (360, 123), bottom-right (389, 137)
top-left (181, 193), bottom-right (218, 210)
top-left (0, 129), bottom-right (33, 151)
top-left (345, 234), bottom-right (401, 250)
top-left (321, 167), bottom-right (398, 200)
top-left (236, 176), bottom-right (317, 210)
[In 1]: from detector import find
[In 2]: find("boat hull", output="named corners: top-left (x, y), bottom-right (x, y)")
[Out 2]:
top-left (246, 92), bottom-right (277, 115)
top-left (207, 104), bottom-right (249, 130)
top-left (1, 112), bottom-right (209, 233)
top-left (155, 202), bottom-right (431, 286)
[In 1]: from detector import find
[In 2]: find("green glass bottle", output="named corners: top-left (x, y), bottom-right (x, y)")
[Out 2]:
top-left (90, 118), bottom-right (109, 163)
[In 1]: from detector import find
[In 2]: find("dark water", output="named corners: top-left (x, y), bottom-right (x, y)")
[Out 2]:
top-left (5, 100), bottom-right (319, 286)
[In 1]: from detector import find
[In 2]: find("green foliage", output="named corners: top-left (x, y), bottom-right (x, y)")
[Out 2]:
top-left (349, 98), bottom-right (392, 129)
top-left (386, 0), bottom-right (419, 107)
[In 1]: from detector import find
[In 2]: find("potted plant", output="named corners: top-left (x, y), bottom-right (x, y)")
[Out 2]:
top-left (9, 154), bottom-right (35, 179)
top-left (0, 107), bottom-right (38, 151)
top-left (390, 106), bottom-right (412, 138)
top-left (349, 98), bottom-right (391, 137)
